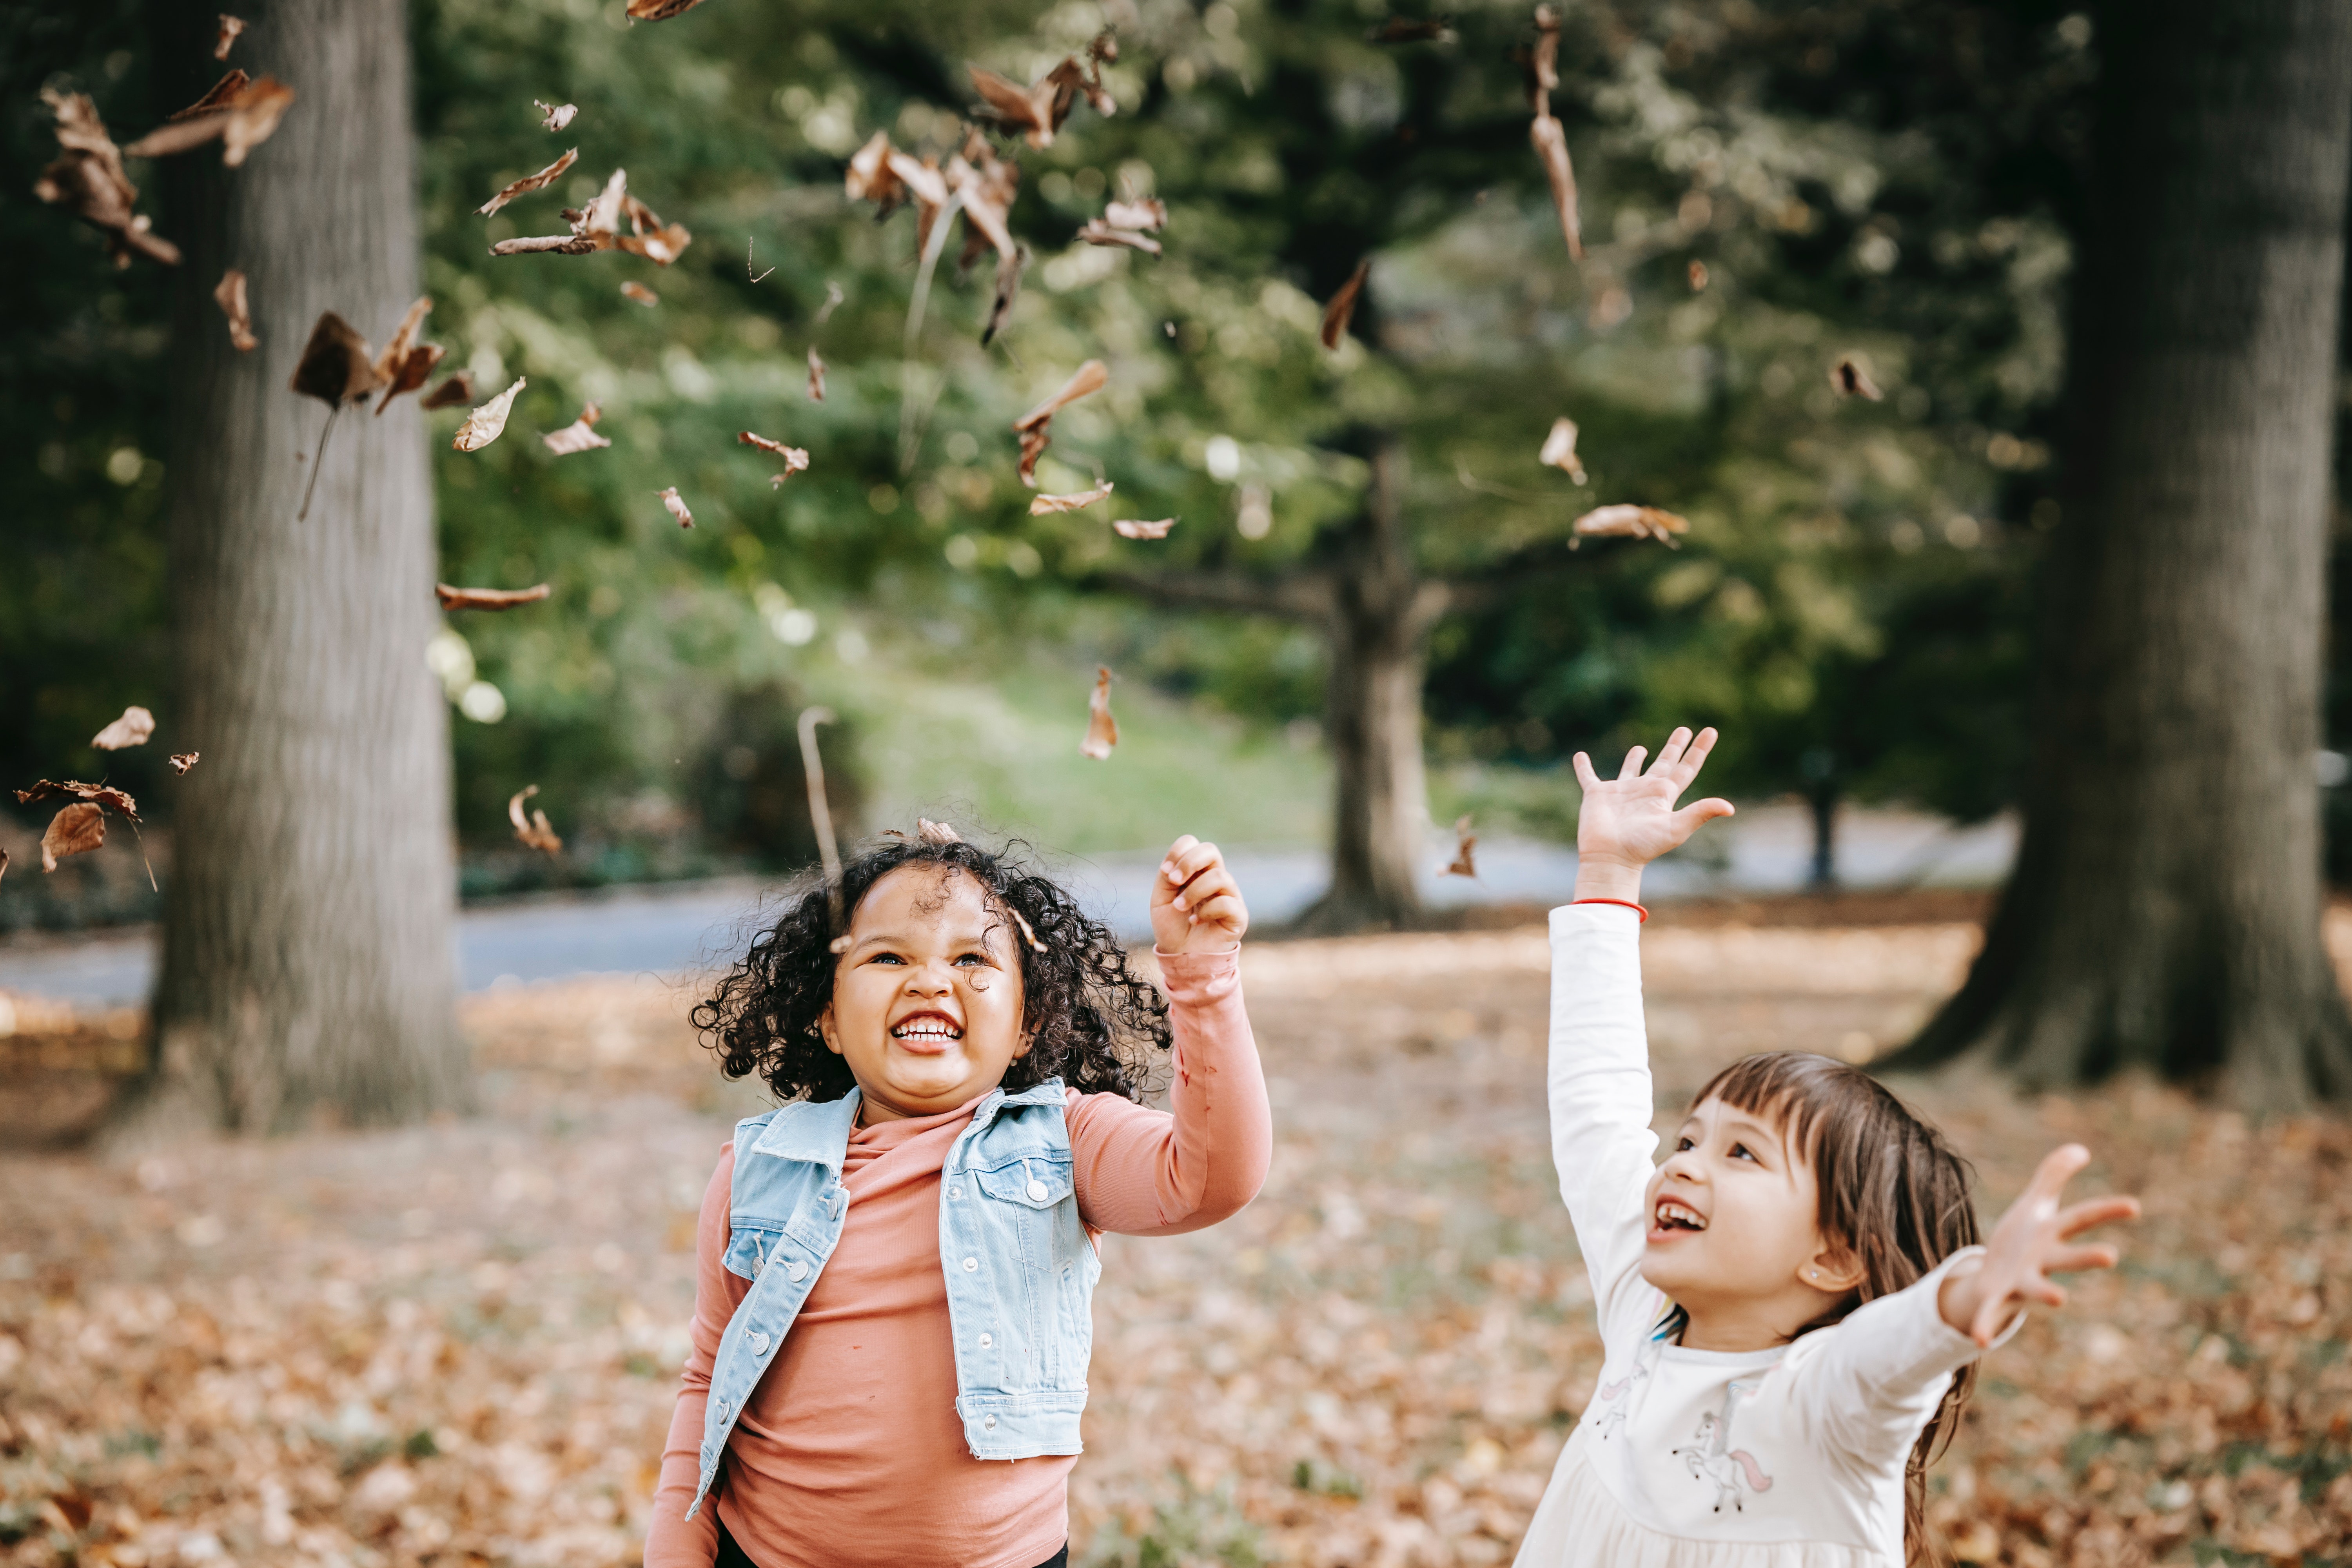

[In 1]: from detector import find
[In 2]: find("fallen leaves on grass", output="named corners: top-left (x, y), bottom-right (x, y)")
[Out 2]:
top-left (437, 584), bottom-right (552, 612)
top-left (451, 376), bottom-right (526, 452)
top-left (90, 708), bottom-right (154, 751)
top-left (1445, 814), bottom-right (1477, 877)
top-left (213, 268), bottom-right (255, 350)
top-left (1080, 666), bottom-right (1118, 759)
top-left (478, 147), bottom-right (578, 216)
top-left (40, 804), bottom-right (105, 873)
top-left (620, 281), bottom-right (659, 306)
top-left (1321, 259), bottom-right (1370, 349)
top-left (1013, 359), bottom-right (1107, 486)
top-left (167, 752), bottom-right (198, 775)
top-left (542, 403), bottom-right (610, 456)
top-left (213, 14), bottom-right (245, 59)
top-left (659, 487), bottom-right (693, 528)
top-left (420, 371), bottom-right (476, 410)
top-left (1833, 356), bottom-right (1883, 400)
top-left (1538, 417), bottom-right (1586, 485)
top-left (1571, 502), bottom-right (1689, 546)
top-left (508, 786), bottom-right (562, 855)
top-left (537, 100), bottom-right (578, 132)
top-left (33, 89), bottom-right (180, 267)
top-left (1113, 517), bottom-right (1177, 539)
top-left (1031, 479), bottom-right (1113, 514)
top-left (125, 73), bottom-right (296, 167)
top-left (807, 347), bottom-right (826, 402)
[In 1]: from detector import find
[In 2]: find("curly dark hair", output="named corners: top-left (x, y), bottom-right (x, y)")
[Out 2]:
top-left (692, 835), bottom-right (1172, 1105)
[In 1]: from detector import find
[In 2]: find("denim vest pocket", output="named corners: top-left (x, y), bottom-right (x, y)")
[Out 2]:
top-left (723, 1223), bottom-right (787, 1283)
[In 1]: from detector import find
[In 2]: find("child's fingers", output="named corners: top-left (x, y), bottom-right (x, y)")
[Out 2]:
top-left (1676, 726), bottom-right (1720, 783)
top-left (2053, 1194), bottom-right (2140, 1239)
top-left (1572, 751), bottom-right (1602, 791)
top-left (2023, 1143), bottom-right (2092, 1207)
top-left (1172, 864), bottom-right (1240, 911)
top-left (1158, 834), bottom-right (1201, 883)
top-left (1650, 726), bottom-right (1693, 775)
top-left (1617, 745), bottom-right (1648, 782)
top-left (1160, 836), bottom-right (1218, 890)
top-left (1670, 798), bottom-right (1736, 835)
top-left (1186, 891), bottom-right (1246, 932)
top-left (2043, 1243), bottom-right (2120, 1276)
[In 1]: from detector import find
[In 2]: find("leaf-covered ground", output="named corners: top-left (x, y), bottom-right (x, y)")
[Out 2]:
top-left (2, 914), bottom-right (2347, 1567)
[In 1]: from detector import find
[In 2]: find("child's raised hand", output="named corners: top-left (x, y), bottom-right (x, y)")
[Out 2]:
top-left (1571, 726), bottom-right (1735, 900)
top-left (1940, 1143), bottom-right (2141, 1347)
top-left (1152, 835), bottom-right (1248, 954)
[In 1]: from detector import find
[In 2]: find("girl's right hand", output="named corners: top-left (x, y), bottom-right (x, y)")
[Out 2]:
top-left (1570, 726), bottom-right (1735, 901)
top-left (1939, 1143), bottom-right (2142, 1347)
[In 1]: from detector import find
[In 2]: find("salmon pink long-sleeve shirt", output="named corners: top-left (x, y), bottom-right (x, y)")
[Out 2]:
top-left (644, 947), bottom-right (1269, 1568)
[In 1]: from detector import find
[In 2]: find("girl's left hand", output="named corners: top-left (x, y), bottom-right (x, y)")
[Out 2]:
top-left (1940, 1143), bottom-right (2142, 1346)
top-left (1152, 835), bottom-right (1248, 953)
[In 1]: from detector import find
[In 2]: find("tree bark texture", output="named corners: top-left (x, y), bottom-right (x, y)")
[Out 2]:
top-left (1893, 0), bottom-right (2352, 1107)
top-left (139, 0), bottom-right (465, 1132)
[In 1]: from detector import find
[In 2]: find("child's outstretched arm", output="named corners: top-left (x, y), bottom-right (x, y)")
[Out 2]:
top-left (1069, 836), bottom-right (1272, 1235)
top-left (1551, 728), bottom-right (1733, 1330)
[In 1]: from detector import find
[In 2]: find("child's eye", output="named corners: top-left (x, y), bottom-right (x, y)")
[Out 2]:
top-left (868, 953), bottom-right (904, 966)
top-left (1730, 1143), bottom-right (1757, 1163)
top-left (955, 952), bottom-right (989, 966)
top-left (1675, 1136), bottom-right (1695, 1152)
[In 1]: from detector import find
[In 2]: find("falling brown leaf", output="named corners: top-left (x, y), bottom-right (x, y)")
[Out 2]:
top-left (1445, 815), bottom-right (1477, 877)
top-left (40, 804), bottom-right (106, 874)
top-left (983, 243), bottom-right (1030, 345)
top-left (491, 168), bottom-right (692, 266)
top-left (170, 70), bottom-right (250, 120)
top-left (90, 707), bottom-right (155, 751)
top-left (436, 583), bottom-right (552, 611)
top-left (1538, 416), bottom-right (1586, 485)
top-left (917, 817), bottom-right (962, 845)
top-left (1076, 220), bottom-right (1161, 255)
top-left (451, 376), bottom-right (526, 452)
top-left (1528, 115), bottom-right (1583, 262)
top-left (829, 933), bottom-right (856, 955)
top-left (1833, 356), bottom-right (1884, 400)
top-left (536, 100), bottom-right (578, 132)
top-left (214, 14), bottom-right (247, 59)
top-left (815, 281), bottom-right (845, 325)
top-left (739, 432), bottom-right (810, 487)
top-left (507, 786), bottom-right (562, 856)
top-left (1007, 905), bottom-right (1047, 951)
top-left (624, 0), bottom-right (708, 16)
top-left (659, 486), bottom-right (693, 528)
top-left (477, 147), bottom-right (578, 216)
top-left (619, 281), bottom-right (659, 306)
top-left (1012, 359), bottom-right (1108, 487)
top-left (125, 74), bottom-right (296, 167)
top-left (1112, 517), bottom-right (1178, 539)
top-left (1079, 667), bottom-right (1118, 760)
top-left (213, 268), bottom-right (255, 351)
top-left (288, 313), bottom-right (387, 407)
top-left (1369, 16), bottom-right (1455, 42)
top-left (167, 753), bottom-right (198, 775)
top-left (13, 780), bottom-right (141, 823)
top-left (806, 347), bottom-right (826, 402)
top-left (542, 403), bottom-right (610, 456)
top-left (1321, 258), bottom-right (1371, 349)
top-left (1689, 259), bottom-right (1709, 291)
top-left (1526, 5), bottom-right (1561, 104)
top-left (32, 89), bottom-right (180, 267)
top-left (1031, 480), bottom-right (1114, 515)
top-left (420, 371), bottom-right (476, 410)
top-left (966, 44), bottom-right (1116, 151)
top-left (1571, 502), bottom-right (1690, 546)
top-left (1102, 198), bottom-right (1166, 232)
top-left (0, 846), bottom-right (7, 885)
top-left (370, 296), bottom-right (445, 416)
top-left (490, 233), bottom-right (598, 256)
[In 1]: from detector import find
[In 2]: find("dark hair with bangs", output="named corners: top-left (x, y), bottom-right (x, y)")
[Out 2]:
top-left (1670, 1051), bottom-right (1980, 1566)
top-left (692, 834), bottom-right (1172, 1106)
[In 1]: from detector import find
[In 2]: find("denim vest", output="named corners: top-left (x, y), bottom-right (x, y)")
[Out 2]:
top-left (685, 1078), bottom-right (1099, 1518)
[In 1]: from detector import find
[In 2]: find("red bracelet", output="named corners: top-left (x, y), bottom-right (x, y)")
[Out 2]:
top-left (1573, 897), bottom-right (1649, 923)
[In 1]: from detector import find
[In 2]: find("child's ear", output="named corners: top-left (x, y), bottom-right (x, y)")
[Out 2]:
top-left (817, 1005), bottom-right (845, 1058)
top-left (1802, 1243), bottom-right (1867, 1296)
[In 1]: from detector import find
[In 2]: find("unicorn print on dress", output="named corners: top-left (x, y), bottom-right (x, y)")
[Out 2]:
top-left (1671, 1379), bottom-right (1774, 1513)
top-left (1586, 1336), bottom-right (1663, 1441)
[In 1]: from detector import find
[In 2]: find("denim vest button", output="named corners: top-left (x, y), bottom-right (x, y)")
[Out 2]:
top-left (748, 1331), bottom-right (769, 1354)
top-left (978, 1332), bottom-right (993, 1348)
top-left (948, 1185), bottom-right (963, 1199)
top-left (962, 1256), bottom-right (979, 1271)
top-left (786, 1259), bottom-right (808, 1282)
top-left (1026, 1179), bottom-right (1050, 1202)
top-left (984, 1415), bottom-right (998, 1430)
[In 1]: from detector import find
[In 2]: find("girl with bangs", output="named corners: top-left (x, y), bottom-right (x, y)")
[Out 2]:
top-left (1519, 727), bottom-right (2141, 1568)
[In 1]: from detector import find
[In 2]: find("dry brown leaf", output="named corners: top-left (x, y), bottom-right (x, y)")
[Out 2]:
top-left (289, 312), bottom-right (387, 407)
top-left (1112, 517), bottom-right (1177, 539)
top-left (983, 243), bottom-right (1029, 345)
top-left (542, 403), bottom-right (610, 456)
top-left (13, 779), bottom-right (140, 823)
top-left (376, 343), bottom-right (445, 413)
top-left (1833, 356), bottom-right (1884, 400)
top-left (624, 0), bottom-right (708, 16)
top-left (1689, 259), bottom-right (1709, 290)
top-left (490, 233), bottom-right (598, 256)
top-left (615, 194), bottom-right (691, 265)
top-left (40, 804), bottom-right (105, 874)
top-left (1528, 4), bottom-right (1561, 102)
top-left (451, 376), bottom-right (525, 451)
top-left (1012, 359), bottom-right (1108, 487)
top-left (90, 707), bottom-right (154, 751)
top-left (170, 70), bottom-right (249, 120)
top-left (125, 74), bottom-right (295, 167)
top-left (1529, 114), bottom-right (1583, 261)
top-left (214, 14), bottom-right (246, 59)
top-left (420, 370), bottom-right (476, 410)
top-left (828, 933), bottom-right (856, 954)
top-left (619, 280), bottom-right (659, 306)
top-left (536, 100), bottom-right (578, 132)
top-left (437, 583), bottom-right (552, 611)
top-left (478, 147), bottom-right (577, 216)
top-left (1321, 258), bottom-right (1371, 349)
top-left (1101, 198), bottom-right (1166, 232)
top-left (1571, 502), bottom-right (1690, 546)
top-left (507, 785), bottom-right (562, 855)
top-left (807, 347), bottom-right (826, 402)
top-left (660, 486), bottom-right (693, 528)
top-left (491, 168), bottom-right (691, 265)
top-left (1538, 416), bottom-right (1586, 485)
top-left (0, 846), bottom-right (7, 885)
top-left (845, 131), bottom-right (904, 207)
top-left (370, 296), bottom-right (442, 416)
top-left (33, 89), bottom-right (180, 267)
top-left (213, 268), bottom-right (255, 351)
top-left (917, 817), bottom-right (962, 844)
top-left (1076, 220), bottom-right (1161, 255)
top-left (966, 65), bottom-right (1062, 150)
top-left (1368, 16), bottom-right (1454, 42)
top-left (739, 432), bottom-right (810, 486)
top-left (167, 752), bottom-right (198, 775)
top-left (1007, 905), bottom-right (1047, 951)
top-left (1445, 814), bottom-right (1477, 877)
top-left (1080, 667), bottom-right (1118, 760)
top-left (1031, 479), bottom-right (1113, 515)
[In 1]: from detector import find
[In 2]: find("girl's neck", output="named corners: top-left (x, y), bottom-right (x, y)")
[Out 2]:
top-left (1674, 1293), bottom-right (1825, 1353)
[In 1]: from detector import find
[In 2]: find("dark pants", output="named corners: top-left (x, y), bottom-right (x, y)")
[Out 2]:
top-left (715, 1520), bottom-right (1068, 1568)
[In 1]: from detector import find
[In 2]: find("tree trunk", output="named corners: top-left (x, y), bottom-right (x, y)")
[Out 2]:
top-left (130, 0), bottom-right (465, 1134)
top-left (1889, 0), bottom-right (2352, 1107)
top-left (1297, 443), bottom-right (1447, 933)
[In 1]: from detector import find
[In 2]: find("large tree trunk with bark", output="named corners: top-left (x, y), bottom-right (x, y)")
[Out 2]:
top-left (129, 0), bottom-right (466, 1134)
top-left (1890, 0), bottom-right (2352, 1107)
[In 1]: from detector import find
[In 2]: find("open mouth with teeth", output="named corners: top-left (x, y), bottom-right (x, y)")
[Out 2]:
top-left (1650, 1196), bottom-right (1708, 1240)
top-left (889, 1011), bottom-right (964, 1051)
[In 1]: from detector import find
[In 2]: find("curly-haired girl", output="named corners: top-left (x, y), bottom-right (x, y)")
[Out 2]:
top-left (644, 828), bottom-right (1269, 1568)
top-left (1519, 727), bottom-right (2140, 1568)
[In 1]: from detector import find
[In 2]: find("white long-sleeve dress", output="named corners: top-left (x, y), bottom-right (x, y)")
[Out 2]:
top-left (1514, 904), bottom-right (2003, 1568)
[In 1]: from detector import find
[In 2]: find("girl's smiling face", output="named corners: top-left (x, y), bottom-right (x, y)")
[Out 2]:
top-left (818, 865), bottom-right (1030, 1123)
